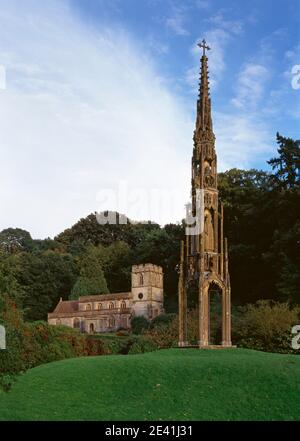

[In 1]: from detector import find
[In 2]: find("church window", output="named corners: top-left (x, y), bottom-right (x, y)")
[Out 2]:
top-left (139, 273), bottom-right (144, 286)
top-left (109, 302), bottom-right (115, 309)
top-left (138, 293), bottom-right (144, 300)
top-left (86, 304), bottom-right (92, 311)
top-left (98, 303), bottom-right (102, 310)
top-left (121, 301), bottom-right (126, 309)
top-left (89, 323), bottom-right (95, 333)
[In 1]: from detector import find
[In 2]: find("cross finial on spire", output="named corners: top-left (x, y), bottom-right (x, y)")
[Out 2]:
top-left (197, 39), bottom-right (210, 56)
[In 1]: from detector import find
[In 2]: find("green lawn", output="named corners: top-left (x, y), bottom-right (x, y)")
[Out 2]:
top-left (0, 348), bottom-right (300, 421)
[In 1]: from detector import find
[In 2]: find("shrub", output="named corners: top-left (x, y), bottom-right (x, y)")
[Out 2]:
top-left (150, 313), bottom-right (176, 329)
top-left (0, 294), bottom-right (106, 390)
top-left (127, 336), bottom-right (158, 354)
top-left (85, 335), bottom-right (107, 356)
top-left (0, 374), bottom-right (16, 392)
top-left (130, 316), bottom-right (150, 335)
top-left (145, 317), bottom-right (178, 348)
top-left (116, 329), bottom-right (129, 337)
top-left (101, 336), bottom-right (130, 355)
top-left (232, 300), bottom-right (300, 354)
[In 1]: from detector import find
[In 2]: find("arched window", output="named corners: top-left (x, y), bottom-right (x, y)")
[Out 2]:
top-left (109, 302), bottom-right (115, 309)
top-left (98, 303), bottom-right (102, 310)
top-left (109, 317), bottom-right (115, 328)
top-left (139, 273), bottom-right (144, 286)
top-left (86, 304), bottom-right (92, 311)
top-left (73, 318), bottom-right (80, 329)
top-left (89, 323), bottom-right (95, 333)
top-left (121, 301), bottom-right (126, 309)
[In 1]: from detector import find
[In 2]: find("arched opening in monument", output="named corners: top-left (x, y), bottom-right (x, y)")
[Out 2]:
top-left (208, 282), bottom-right (222, 345)
top-left (185, 279), bottom-right (199, 345)
top-left (89, 323), bottom-right (95, 333)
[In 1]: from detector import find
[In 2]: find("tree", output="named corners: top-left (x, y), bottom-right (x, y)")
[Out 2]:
top-left (271, 221), bottom-right (300, 303)
top-left (98, 241), bottom-right (132, 293)
top-left (218, 135), bottom-right (300, 305)
top-left (0, 252), bottom-right (25, 307)
top-left (268, 133), bottom-right (300, 189)
top-left (70, 247), bottom-right (109, 300)
top-left (56, 212), bottom-right (160, 249)
top-left (19, 251), bottom-right (78, 321)
top-left (0, 229), bottom-right (34, 254)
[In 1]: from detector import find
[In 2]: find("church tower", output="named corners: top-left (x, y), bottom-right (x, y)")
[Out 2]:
top-left (178, 40), bottom-right (232, 348)
top-left (131, 264), bottom-right (164, 320)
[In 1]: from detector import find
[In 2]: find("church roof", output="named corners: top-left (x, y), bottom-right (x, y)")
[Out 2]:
top-left (53, 300), bottom-right (78, 314)
top-left (79, 292), bottom-right (131, 302)
top-left (49, 292), bottom-right (132, 316)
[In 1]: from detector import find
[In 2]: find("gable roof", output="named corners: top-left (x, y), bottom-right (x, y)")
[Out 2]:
top-left (52, 300), bottom-right (78, 314)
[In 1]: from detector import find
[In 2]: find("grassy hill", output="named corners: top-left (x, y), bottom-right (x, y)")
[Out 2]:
top-left (0, 348), bottom-right (300, 421)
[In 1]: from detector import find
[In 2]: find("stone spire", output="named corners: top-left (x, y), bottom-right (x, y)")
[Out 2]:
top-left (195, 39), bottom-right (213, 137)
top-left (178, 39), bottom-right (232, 349)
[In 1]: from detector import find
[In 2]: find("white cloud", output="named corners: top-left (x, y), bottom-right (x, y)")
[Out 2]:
top-left (195, 0), bottom-right (211, 10)
top-left (0, 0), bottom-right (192, 238)
top-left (208, 13), bottom-right (243, 35)
top-left (147, 36), bottom-right (169, 55)
top-left (231, 63), bottom-right (269, 110)
top-left (268, 43), bottom-right (300, 119)
top-left (214, 112), bottom-right (273, 171)
top-left (259, 27), bottom-right (288, 63)
top-left (165, 4), bottom-right (189, 36)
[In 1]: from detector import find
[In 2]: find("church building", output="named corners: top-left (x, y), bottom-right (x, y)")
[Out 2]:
top-left (48, 264), bottom-right (164, 333)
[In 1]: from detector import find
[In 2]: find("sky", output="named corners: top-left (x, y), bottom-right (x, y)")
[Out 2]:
top-left (0, 0), bottom-right (299, 239)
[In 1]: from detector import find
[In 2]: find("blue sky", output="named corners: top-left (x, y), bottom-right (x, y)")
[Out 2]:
top-left (70, 0), bottom-right (300, 140)
top-left (0, 0), bottom-right (299, 238)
